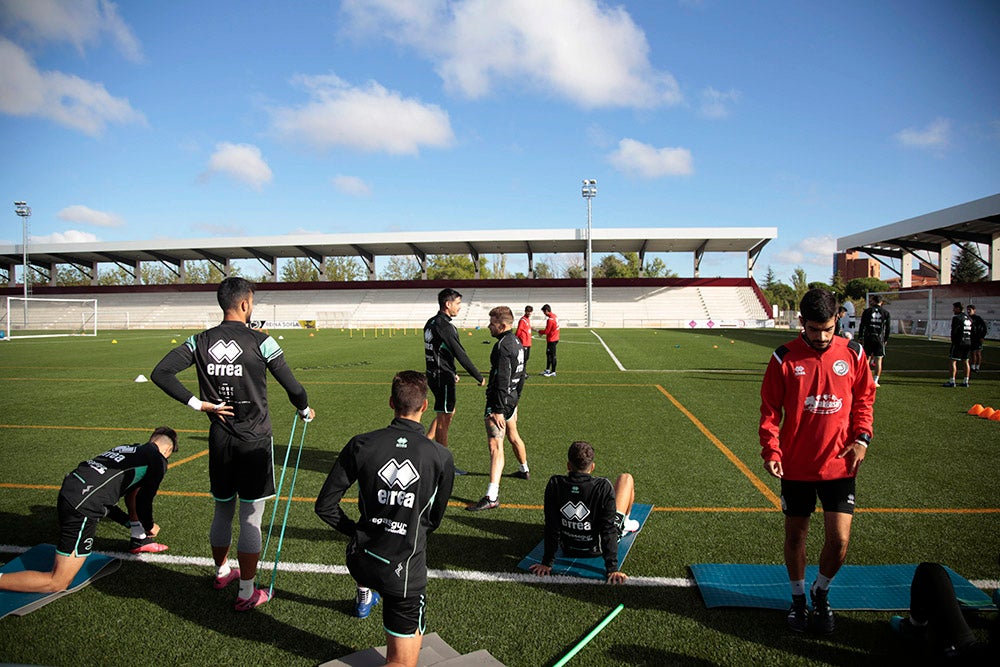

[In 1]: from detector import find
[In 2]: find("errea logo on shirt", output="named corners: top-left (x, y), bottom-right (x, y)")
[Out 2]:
top-left (377, 459), bottom-right (420, 507)
top-left (804, 394), bottom-right (843, 414)
top-left (207, 340), bottom-right (244, 376)
top-left (560, 501), bottom-right (592, 530)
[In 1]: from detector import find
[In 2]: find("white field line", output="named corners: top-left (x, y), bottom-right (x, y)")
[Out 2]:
top-left (590, 331), bottom-right (627, 371)
top-left (2, 544), bottom-right (996, 590)
top-left (0, 544), bottom-right (689, 587)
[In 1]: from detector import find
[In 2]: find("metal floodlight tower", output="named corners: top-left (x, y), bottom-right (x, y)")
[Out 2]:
top-left (14, 201), bottom-right (31, 327)
top-left (581, 179), bottom-right (597, 327)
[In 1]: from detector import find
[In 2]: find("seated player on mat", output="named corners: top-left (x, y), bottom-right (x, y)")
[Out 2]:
top-left (528, 440), bottom-right (639, 584)
top-left (0, 428), bottom-right (177, 593)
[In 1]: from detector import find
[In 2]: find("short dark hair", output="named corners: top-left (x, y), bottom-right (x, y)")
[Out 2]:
top-left (391, 371), bottom-right (428, 415)
top-left (438, 288), bottom-right (462, 309)
top-left (217, 277), bottom-right (255, 312)
top-left (799, 288), bottom-right (837, 323)
top-left (568, 441), bottom-right (595, 472)
top-left (837, 306), bottom-right (847, 314)
top-left (524, 305), bottom-right (533, 313)
top-left (967, 304), bottom-right (976, 311)
top-left (953, 301), bottom-right (963, 310)
top-left (541, 304), bottom-right (551, 313)
top-left (489, 305), bottom-right (513, 325)
top-left (151, 426), bottom-right (178, 453)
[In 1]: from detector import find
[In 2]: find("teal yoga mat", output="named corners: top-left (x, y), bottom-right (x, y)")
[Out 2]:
top-left (517, 503), bottom-right (652, 579)
top-left (1, 544), bottom-right (120, 619)
top-left (690, 563), bottom-right (995, 611)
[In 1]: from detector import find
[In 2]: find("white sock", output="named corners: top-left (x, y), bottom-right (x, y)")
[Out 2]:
top-left (519, 462), bottom-right (529, 473)
top-left (238, 578), bottom-right (255, 598)
top-left (790, 580), bottom-right (806, 596)
top-left (216, 563), bottom-right (231, 578)
top-left (486, 483), bottom-right (499, 501)
top-left (129, 521), bottom-right (146, 540)
top-left (357, 586), bottom-right (372, 603)
top-left (813, 573), bottom-right (833, 592)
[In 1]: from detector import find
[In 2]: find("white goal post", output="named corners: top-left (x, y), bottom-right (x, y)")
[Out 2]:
top-left (3, 297), bottom-right (98, 340)
top-left (864, 289), bottom-right (933, 340)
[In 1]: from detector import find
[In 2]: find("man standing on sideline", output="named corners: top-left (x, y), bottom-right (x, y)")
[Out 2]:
top-left (967, 305), bottom-right (988, 372)
top-left (423, 289), bottom-right (486, 472)
top-left (759, 288), bottom-right (876, 634)
top-left (316, 371), bottom-right (454, 667)
top-left (0, 428), bottom-right (177, 593)
top-left (467, 306), bottom-right (529, 512)
top-left (528, 441), bottom-right (639, 584)
top-left (537, 304), bottom-right (560, 377)
top-left (944, 302), bottom-right (973, 387)
top-left (516, 305), bottom-right (534, 368)
top-left (857, 295), bottom-right (890, 386)
top-left (152, 277), bottom-right (315, 611)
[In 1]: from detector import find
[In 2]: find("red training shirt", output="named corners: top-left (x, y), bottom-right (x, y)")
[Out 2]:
top-left (516, 314), bottom-right (532, 348)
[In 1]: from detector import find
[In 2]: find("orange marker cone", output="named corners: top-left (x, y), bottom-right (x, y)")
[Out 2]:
top-left (979, 407), bottom-right (996, 419)
top-left (968, 404), bottom-right (984, 416)
top-left (990, 411), bottom-right (1000, 422)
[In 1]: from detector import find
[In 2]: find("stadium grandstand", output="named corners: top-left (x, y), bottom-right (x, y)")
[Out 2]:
top-left (0, 227), bottom-right (776, 333)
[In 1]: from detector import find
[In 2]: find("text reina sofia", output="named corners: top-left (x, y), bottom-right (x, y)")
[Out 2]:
top-left (207, 363), bottom-right (244, 376)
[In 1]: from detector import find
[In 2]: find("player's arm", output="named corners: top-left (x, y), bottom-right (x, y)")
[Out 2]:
top-left (598, 482), bottom-right (620, 578)
top-left (132, 456), bottom-right (167, 533)
top-left (315, 441), bottom-right (359, 536)
top-left (442, 323), bottom-right (484, 384)
top-left (427, 450), bottom-right (455, 533)
top-left (263, 339), bottom-right (314, 420)
top-left (530, 478), bottom-right (560, 576)
top-left (759, 354), bottom-right (786, 478)
top-left (152, 342), bottom-right (234, 417)
top-left (839, 347), bottom-right (875, 474)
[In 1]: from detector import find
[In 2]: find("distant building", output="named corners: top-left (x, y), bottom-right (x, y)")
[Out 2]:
top-left (885, 259), bottom-right (938, 289)
top-left (833, 250), bottom-right (879, 281)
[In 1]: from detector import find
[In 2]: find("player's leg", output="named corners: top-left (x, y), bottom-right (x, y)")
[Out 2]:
top-left (549, 341), bottom-right (558, 374)
top-left (810, 478), bottom-right (856, 634)
top-left (779, 479), bottom-right (814, 631)
top-left (903, 562), bottom-right (979, 653)
top-left (208, 424), bottom-right (240, 586)
top-left (505, 410), bottom-right (529, 479)
top-left (468, 410), bottom-right (503, 510)
top-left (383, 591), bottom-right (426, 667)
top-left (0, 552), bottom-right (88, 593)
top-left (614, 474), bottom-right (635, 516)
top-left (231, 436), bottom-right (275, 610)
top-left (428, 376), bottom-right (456, 448)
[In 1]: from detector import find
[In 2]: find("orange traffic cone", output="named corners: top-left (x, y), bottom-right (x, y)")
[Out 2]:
top-left (989, 411), bottom-right (1000, 422)
top-left (979, 407), bottom-right (996, 419)
top-left (968, 404), bottom-right (984, 416)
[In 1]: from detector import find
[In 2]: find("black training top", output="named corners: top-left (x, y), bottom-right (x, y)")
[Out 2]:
top-left (951, 313), bottom-right (973, 346)
top-left (858, 305), bottom-right (891, 344)
top-left (486, 330), bottom-right (526, 416)
top-left (152, 320), bottom-right (309, 440)
top-left (423, 312), bottom-right (484, 383)
top-left (60, 441), bottom-right (167, 531)
top-left (970, 314), bottom-right (988, 342)
top-left (315, 417), bottom-right (455, 596)
top-left (541, 471), bottom-right (619, 575)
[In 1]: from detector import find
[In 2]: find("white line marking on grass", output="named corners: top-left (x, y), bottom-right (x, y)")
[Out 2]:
top-left (2, 545), bottom-right (994, 589)
top-left (591, 331), bottom-right (626, 371)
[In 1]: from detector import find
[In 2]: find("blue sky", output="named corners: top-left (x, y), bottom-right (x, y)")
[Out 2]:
top-left (1, 0), bottom-right (998, 284)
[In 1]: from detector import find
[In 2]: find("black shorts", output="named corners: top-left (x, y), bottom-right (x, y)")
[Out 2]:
top-left (862, 338), bottom-right (885, 358)
top-left (971, 339), bottom-right (983, 352)
top-left (56, 496), bottom-right (97, 557)
top-left (209, 421), bottom-right (274, 502)
top-left (949, 343), bottom-right (971, 361)
top-left (484, 405), bottom-right (518, 435)
top-left (780, 477), bottom-right (856, 516)
top-left (347, 544), bottom-right (427, 636)
top-left (427, 372), bottom-right (456, 414)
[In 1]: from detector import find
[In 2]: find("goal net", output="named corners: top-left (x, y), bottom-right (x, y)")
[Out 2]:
top-left (3, 297), bottom-right (98, 340)
top-left (865, 289), bottom-right (933, 340)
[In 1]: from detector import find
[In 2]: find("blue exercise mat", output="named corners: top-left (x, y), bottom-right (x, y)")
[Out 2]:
top-left (1, 544), bottom-right (120, 619)
top-left (690, 563), bottom-right (995, 611)
top-left (517, 503), bottom-right (652, 579)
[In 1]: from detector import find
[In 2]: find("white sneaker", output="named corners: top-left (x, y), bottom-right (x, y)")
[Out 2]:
top-left (623, 518), bottom-right (640, 534)
top-left (873, 380), bottom-right (880, 387)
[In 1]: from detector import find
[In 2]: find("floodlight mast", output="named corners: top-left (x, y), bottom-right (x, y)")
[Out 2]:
top-left (14, 201), bottom-right (31, 327)
top-left (581, 180), bottom-right (597, 327)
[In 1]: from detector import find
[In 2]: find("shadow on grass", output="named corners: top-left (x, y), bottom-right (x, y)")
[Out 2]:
top-left (431, 515), bottom-right (539, 571)
top-left (92, 560), bottom-right (349, 662)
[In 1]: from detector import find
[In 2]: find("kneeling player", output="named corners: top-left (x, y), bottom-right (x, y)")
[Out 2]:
top-left (316, 372), bottom-right (454, 667)
top-left (0, 428), bottom-right (178, 593)
top-left (528, 441), bottom-right (639, 584)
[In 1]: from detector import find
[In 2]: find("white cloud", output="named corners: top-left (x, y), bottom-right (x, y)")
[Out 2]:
top-left (607, 138), bottom-right (693, 178)
top-left (0, 0), bottom-right (143, 62)
top-left (272, 73), bottom-right (454, 155)
top-left (332, 175), bottom-right (373, 197)
top-left (340, 0), bottom-right (682, 108)
top-left (699, 87), bottom-right (741, 119)
top-left (57, 204), bottom-right (124, 227)
top-left (774, 235), bottom-right (836, 267)
top-left (202, 143), bottom-right (273, 190)
top-left (895, 117), bottom-right (950, 149)
top-left (32, 229), bottom-right (99, 244)
top-left (0, 37), bottom-right (145, 135)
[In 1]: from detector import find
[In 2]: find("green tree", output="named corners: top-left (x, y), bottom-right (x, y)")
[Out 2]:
top-left (326, 256), bottom-right (364, 281)
top-left (56, 266), bottom-right (91, 286)
top-left (594, 254), bottom-right (629, 278)
top-left (533, 262), bottom-right (554, 279)
top-left (830, 272), bottom-right (847, 301)
top-left (426, 254), bottom-right (492, 280)
top-left (762, 266), bottom-right (778, 290)
top-left (764, 282), bottom-right (797, 310)
top-left (791, 267), bottom-right (809, 303)
top-left (140, 264), bottom-right (174, 285)
top-left (951, 243), bottom-right (986, 283)
top-left (843, 277), bottom-right (890, 300)
top-left (645, 257), bottom-right (675, 278)
top-left (807, 281), bottom-right (833, 293)
top-left (184, 261), bottom-right (229, 284)
top-left (98, 266), bottom-right (134, 285)
top-left (381, 256), bottom-right (421, 280)
top-left (280, 258), bottom-right (319, 282)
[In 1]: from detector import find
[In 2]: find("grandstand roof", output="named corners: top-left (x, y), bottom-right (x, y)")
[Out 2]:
top-left (837, 193), bottom-right (1000, 257)
top-left (1, 227), bottom-right (776, 273)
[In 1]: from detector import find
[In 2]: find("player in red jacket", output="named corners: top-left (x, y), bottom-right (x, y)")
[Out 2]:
top-left (515, 305), bottom-right (534, 368)
top-left (759, 288), bottom-right (875, 635)
top-left (537, 304), bottom-right (560, 377)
